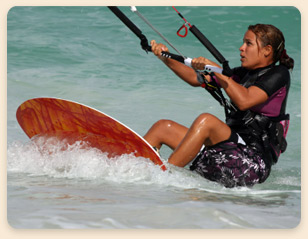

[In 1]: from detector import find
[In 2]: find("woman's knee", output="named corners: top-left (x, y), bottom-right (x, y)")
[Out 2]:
top-left (193, 113), bottom-right (231, 144)
top-left (152, 119), bottom-right (176, 132)
top-left (192, 113), bottom-right (217, 131)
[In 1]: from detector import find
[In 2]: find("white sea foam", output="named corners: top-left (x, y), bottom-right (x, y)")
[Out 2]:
top-left (7, 137), bottom-right (213, 190)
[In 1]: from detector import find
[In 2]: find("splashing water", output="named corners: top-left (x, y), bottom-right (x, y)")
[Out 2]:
top-left (7, 136), bottom-right (214, 190)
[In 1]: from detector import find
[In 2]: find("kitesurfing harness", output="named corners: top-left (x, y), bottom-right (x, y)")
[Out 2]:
top-left (225, 65), bottom-right (290, 167)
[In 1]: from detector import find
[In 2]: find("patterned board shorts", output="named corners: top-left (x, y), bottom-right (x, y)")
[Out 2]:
top-left (189, 133), bottom-right (271, 188)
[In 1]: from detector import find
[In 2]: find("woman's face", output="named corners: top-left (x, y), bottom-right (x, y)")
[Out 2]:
top-left (239, 30), bottom-right (271, 70)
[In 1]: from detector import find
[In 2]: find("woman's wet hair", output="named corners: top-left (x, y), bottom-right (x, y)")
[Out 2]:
top-left (248, 24), bottom-right (294, 70)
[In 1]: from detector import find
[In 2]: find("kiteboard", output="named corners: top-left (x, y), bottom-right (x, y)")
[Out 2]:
top-left (16, 97), bottom-right (166, 171)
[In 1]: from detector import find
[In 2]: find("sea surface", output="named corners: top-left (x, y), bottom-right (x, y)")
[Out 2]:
top-left (7, 6), bottom-right (301, 229)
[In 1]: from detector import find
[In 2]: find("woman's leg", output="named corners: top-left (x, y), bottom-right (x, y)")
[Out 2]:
top-left (143, 119), bottom-right (188, 150)
top-left (168, 113), bottom-right (231, 167)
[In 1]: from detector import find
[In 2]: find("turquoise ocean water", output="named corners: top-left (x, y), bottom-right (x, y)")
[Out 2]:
top-left (7, 6), bottom-right (301, 228)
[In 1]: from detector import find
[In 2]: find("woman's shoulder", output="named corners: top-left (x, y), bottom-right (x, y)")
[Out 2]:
top-left (264, 64), bottom-right (291, 82)
top-left (255, 64), bottom-right (290, 96)
top-left (271, 64), bottom-right (290, 74)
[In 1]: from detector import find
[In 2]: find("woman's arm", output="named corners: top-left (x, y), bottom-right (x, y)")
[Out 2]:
top-left (191, 56), bottom-right (268, 111)
top-left (151, 40), bottom-right (201, 87)
top-left (151, 41), bottom-right (268, 110)
top-left (217, 75), bottom-right (268, 111)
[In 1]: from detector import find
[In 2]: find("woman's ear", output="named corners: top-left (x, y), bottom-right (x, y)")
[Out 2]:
top-left (263, 45), bottom-right (273, 58)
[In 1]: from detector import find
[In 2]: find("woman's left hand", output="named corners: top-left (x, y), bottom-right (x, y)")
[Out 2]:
top-left (191, 57), bottom-right (218, 70)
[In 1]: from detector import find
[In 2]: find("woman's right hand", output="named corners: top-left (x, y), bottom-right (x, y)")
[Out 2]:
top-left (150, 40), bottom-right (169, 61)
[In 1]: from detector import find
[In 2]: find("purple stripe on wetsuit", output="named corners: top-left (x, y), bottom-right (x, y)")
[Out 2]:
top-left (250, 86), bottom-right (287, 117)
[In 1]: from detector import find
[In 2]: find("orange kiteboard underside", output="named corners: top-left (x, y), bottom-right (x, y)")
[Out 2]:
top-left (16, 98), bottom-right (166, 170)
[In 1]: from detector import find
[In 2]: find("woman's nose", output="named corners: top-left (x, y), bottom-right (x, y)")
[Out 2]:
top-left (239, 43), bottom-right (245, 52)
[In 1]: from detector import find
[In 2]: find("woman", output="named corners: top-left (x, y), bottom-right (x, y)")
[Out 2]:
top-left (144, 24), bottom-right (294, 187)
